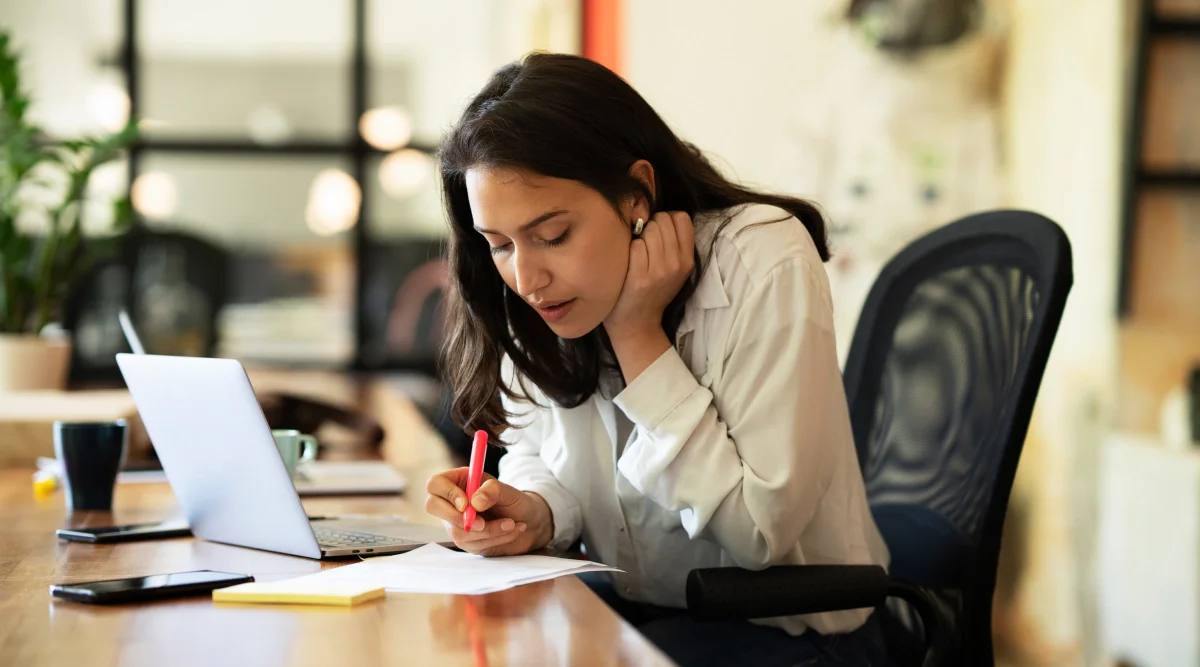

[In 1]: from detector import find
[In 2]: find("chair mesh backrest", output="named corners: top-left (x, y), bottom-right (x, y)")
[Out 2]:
top-left (863, 263), bottom-right (1037, 536)
top-left (842, 210), bottom-right (1072, 663)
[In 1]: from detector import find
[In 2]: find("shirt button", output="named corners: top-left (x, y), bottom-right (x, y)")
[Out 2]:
top-left (619, 526), bottom-right (625, 532)
top-left (624, 587), bottom-right (632, 595)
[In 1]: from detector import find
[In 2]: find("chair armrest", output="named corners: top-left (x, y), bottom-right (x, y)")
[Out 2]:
top-left (686, 565), bottom-right (889, 621)
top-left (886, 579), bottom-right (952, 667)
top-left (686, 566), bottom-right (951, 667)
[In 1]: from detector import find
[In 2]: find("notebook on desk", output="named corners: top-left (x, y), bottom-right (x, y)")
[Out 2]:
top-left (293, 460), bottom-right (406, 496)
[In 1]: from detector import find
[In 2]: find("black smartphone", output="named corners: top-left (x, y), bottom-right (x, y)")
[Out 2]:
top-left (50, 570), bottom-right (254, 604)
top-left (56, 521), bottom-right (191, 544)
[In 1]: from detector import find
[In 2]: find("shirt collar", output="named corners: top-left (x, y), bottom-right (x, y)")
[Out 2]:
top-left (677, 259), bottom-right (729, 336)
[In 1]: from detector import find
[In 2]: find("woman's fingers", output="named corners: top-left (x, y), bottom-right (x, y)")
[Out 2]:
top-left (427, 493), bottom-right (484, 531)
top-left (462, 516), bottom-right (520, 540)
top-left (427, 469), bottom-right (500, 512)
top-left (469, 478), bottom-right (518, 513)
top-left (427, 469), bottom-right (508, 532)
top-left (628, 238), bottom-right (649, 278)
top-left (637, 211), bottom-right (693, 278)
top-left (466, 533), bottom-right (525, 557)
top-left (654, 212), bottom-right (680, 270)
top-left (427, 468), bottom-right (536, 558)
top-left (672, 212), bottom-right (695, 270)
top-left (443, 520), bottom-right (528, 554)
top-left (639, 216), bottom-right (665, 270)
top-left (426, 468), bottom-right (470, 510)
top-left (469, 529), bottom-right (529, 557)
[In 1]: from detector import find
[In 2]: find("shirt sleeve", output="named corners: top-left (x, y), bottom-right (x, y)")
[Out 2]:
top-left (495, 367), bottom-right (584, 553)
top-left (613, 259), bottom-right (847, 569)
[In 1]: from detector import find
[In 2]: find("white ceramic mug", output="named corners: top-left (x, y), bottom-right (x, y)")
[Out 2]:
top-left (271, 429), bottom-right (319, 478)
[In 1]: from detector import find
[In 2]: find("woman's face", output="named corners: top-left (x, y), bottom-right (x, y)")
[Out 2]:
top-left (466, 166), bottom-right (637, 339)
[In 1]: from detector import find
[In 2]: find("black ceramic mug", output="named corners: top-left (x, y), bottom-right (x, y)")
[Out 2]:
top-left (53, 420), bottom-right (127, 511)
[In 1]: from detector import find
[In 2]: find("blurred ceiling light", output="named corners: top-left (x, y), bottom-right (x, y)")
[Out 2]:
top-left (88, 162), bottom-right (128, 200)
top-left (379, 149), bottom-right (431, 198)
top-left (359, 106), bottom-right (413, 151)
top-left (131, 172), bottom-right (179, 221)
top-left (87, 82), bottom-right (131, 132)
top-left (306, 169), bottom-right (361, 236)
top-left (246, 104), bottom-right (293, 145)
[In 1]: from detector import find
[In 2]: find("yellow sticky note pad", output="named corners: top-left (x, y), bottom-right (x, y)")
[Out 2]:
top-left (213, 579), bottom-right (386, 607)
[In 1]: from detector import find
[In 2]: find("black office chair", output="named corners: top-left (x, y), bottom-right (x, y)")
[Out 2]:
top-left (64, 227), bottom-right (228, 384)
top-left (686, 210), bottom-right (1073, 667)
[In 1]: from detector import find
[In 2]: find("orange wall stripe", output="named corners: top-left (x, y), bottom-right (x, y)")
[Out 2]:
top-left (583, 0), bottom-right (623, 75)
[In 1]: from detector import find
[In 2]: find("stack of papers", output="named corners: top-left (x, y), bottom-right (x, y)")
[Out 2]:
top-left (293, 460), bottom-right (407, 496)
top-left (214, 543), bottom-right (621, 606)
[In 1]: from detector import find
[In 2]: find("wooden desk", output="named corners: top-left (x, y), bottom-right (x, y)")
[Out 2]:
top-left (0, 373), bottom-right (671, 667)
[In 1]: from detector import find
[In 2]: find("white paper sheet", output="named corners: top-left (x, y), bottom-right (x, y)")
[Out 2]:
top-left (311, 543), bottom-right (621, 596)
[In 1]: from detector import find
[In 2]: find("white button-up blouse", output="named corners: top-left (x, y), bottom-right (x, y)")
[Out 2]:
top-left (498, 203), bottom-right (889, 636)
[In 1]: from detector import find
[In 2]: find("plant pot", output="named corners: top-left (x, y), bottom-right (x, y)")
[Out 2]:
top-left (0, 334), bottom-right (72, 392)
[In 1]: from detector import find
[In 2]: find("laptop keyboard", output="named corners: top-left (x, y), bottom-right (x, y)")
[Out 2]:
top-left (312, 525), bottom-right (419, 549)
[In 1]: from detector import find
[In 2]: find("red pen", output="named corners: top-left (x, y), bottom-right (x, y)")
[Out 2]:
top-left (462, 431), bottom-right (488, 532)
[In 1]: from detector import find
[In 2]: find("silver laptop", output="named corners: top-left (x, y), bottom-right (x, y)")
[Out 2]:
top-left (115, 352), bottom-right (452, 559)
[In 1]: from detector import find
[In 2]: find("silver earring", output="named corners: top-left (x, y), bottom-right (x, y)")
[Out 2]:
top-left (633, 217), bottom-right (645, 236)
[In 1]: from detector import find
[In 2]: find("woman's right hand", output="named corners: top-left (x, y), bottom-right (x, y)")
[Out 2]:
top-left (425, 468), bottom-right (554, 557)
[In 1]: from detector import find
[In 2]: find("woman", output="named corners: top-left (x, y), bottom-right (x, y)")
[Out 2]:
top-left (424, 52), bottom-right (889, 667)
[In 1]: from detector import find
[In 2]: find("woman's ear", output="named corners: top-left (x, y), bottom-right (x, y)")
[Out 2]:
top-left (627, 159), bottom-right (656, 222)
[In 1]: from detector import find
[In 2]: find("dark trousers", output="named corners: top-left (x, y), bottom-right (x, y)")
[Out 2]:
top-left (578, 573), bottom-right (887, 667)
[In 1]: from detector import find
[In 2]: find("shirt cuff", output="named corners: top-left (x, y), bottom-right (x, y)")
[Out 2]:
top-left (508, 478), bottom-right (581, 553)
top-left (613, 347), bottom-right (701, 431)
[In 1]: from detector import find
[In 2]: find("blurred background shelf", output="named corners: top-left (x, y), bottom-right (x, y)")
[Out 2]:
top-left (1151, 17), bottom-right (1200, 34)
top-left (1138, 168), bottom-right (1200, 187)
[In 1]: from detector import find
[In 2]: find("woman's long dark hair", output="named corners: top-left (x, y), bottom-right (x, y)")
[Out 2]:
top-left (439, 52), bottom-right (829, 436)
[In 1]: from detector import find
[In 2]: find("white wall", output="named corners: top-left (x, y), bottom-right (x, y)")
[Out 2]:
top-left (1002, 0), bottom-right (1127, 662)
top-left (625, 0), bottom-right (842, 192)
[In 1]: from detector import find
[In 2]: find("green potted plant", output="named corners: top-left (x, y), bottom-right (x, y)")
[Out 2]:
top-left (0, 31), bottom-right (138, 391)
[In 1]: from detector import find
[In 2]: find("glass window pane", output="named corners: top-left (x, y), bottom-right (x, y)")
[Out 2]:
top-left (366, 153), bottom-right (444, 238)
top-left (360, 153), bottom-right (446, 368)
top-left (366, 0), bottom-right (581, 147)
top-left (137, 0), bottom-right (352, 142)
top-left (358, 0), bottom-right (580, 368)
top-left (360, 238), bottom-right (447, 369)
top-left (1143, 40), bottom-right (1200, 170)
top-left (1128, 192), bottom-right (1200, 323)
top-left (1, 0), bottom-right (125, 138)
top-left (136, 153), bottom-right (357, 367)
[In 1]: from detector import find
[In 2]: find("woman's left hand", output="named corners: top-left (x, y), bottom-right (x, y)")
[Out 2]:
top-left (603, 211), bottom-right (695, 343)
